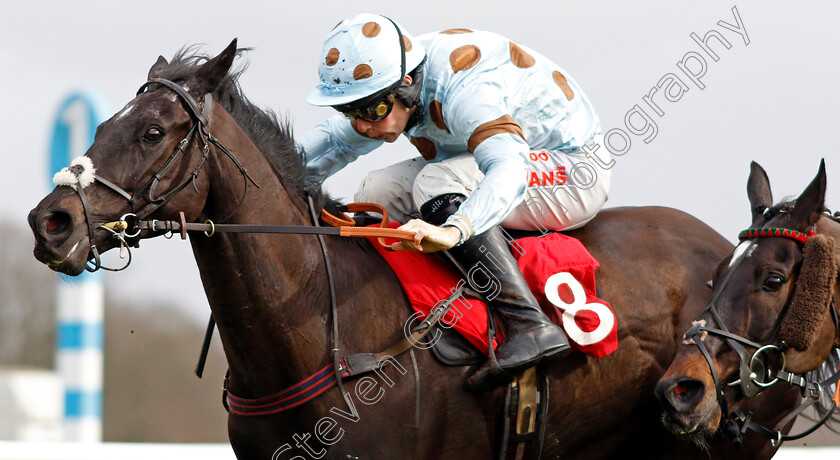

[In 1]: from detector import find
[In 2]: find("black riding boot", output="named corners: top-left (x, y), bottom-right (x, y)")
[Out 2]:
top-left (421, 193), bottom-right (571, 391)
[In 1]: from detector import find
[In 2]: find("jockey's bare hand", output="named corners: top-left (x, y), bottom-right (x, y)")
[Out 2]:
top-left (391, 219), bottom-right (461, 253)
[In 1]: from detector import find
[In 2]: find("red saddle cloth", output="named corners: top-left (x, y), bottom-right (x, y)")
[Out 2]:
top-left (368, 225), bottom-right (618, 358)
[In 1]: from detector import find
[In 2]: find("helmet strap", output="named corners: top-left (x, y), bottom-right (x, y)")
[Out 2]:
top-left (396, 58), bottom-right (425, 109)
top-left (382, 16), bottom-right (407, 83)
top-left (381, 15), bottom-right (424, 120)
top-left (399, 61), bottom-right (426, 132)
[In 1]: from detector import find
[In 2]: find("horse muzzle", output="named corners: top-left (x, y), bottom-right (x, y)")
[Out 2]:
top-left (656, 352), bottom-right (725, 437)
top-left (29, 189), bottom-right (93, 275)
top-left (656, 376), bottom-right (720, 433)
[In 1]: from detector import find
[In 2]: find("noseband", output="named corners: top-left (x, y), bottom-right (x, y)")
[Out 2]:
top-left (61, 77), bottom-right (256, 272)
top-left (683, 222), bottom-right (840, 445)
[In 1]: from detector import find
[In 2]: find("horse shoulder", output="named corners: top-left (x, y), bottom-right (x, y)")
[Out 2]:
top-left (568, 206), bottom-right (732, 363)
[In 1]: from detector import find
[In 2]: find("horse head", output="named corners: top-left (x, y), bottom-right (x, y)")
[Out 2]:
top-left (656, 160), bottom-right (840, 447)
top-left (28, 40), bottom-right (243, 275)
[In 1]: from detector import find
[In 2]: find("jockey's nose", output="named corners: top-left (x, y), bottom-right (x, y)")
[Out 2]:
top-left (355, 119), bottom-right (372, 133)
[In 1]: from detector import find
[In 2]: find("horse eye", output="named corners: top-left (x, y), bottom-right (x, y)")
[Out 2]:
top-left (763, 275), bottom-right (785, 291)
top-left (143, 127), bottom-right (164, 142)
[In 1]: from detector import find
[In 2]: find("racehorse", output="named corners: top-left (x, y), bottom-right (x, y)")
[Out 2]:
top-left (28, 39), bottom-right (787, 458)
top-left (656, 161), bottom-right (840, 458)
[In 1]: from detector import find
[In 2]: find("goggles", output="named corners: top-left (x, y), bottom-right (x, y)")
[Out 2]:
top-left (334, 83), bottom-right (399, 122)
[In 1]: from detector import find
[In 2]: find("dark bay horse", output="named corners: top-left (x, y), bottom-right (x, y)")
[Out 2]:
top-left (657, 161), bottom-right (840, 458)
top-left (29, 40), bottom-right (780, 458)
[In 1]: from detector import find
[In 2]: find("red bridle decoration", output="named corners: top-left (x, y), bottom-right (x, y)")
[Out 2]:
top-left (738, 227), bottom-right (818, 244)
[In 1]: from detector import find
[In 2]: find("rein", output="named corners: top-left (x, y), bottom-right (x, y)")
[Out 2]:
top-left (104, 202), bottom-right (415, 247)
top-left (683, 222), bottom-right (840, 446)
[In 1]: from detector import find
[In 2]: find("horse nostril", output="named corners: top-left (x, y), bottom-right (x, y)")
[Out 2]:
top-left (44, 211), bottom-right (71, 235)
top-left (673, 382), bottom-right (692, 400)
top-left (657, 377), bottom-right (707, 412)
top-left (668, 378), bottom-right (706, 411)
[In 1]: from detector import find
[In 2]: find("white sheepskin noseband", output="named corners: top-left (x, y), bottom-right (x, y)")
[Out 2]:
top-left (53, 156), bottom-right (96, 190)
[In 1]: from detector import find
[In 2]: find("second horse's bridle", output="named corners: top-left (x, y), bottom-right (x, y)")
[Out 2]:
top-left (683, 223), bottom-right (840, 446)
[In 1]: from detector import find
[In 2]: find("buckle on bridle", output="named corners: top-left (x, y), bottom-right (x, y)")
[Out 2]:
top-left (748, 344), bottom-right (785, 388)
top-left (727, 344), bottom-right (786, 391)
top-left (92, 213), bottom-right (141, 272)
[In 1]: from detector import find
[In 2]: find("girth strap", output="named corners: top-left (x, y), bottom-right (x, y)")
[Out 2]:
top-left (226, 360), bottom-right (352, 416)
top-left (223, 275), bottom-right (467, 417)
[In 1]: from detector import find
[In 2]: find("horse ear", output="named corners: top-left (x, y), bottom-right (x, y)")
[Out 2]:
top-left (191, 38), bottom-right (238, 96)
top-left (747, 161), bottom-right (773, 223)
top-left (788, 159), bottom-right (827, 228)
top-left (779, 235), bottom-right (836, 352)
top-left (148, 55), bottom-right (169, 80)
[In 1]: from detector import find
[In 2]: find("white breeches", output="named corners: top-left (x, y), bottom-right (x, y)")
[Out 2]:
top-left (354, 136), bottom-right (611, 232)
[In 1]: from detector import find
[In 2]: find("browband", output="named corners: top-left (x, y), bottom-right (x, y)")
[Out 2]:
top-left (137, 77), bottom-right (213, 126)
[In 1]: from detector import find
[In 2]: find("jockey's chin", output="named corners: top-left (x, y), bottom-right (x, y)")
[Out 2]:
top-left (357, 126), bottom-right (403, 143)
top-left (381, 132), bottom-right (402, 143)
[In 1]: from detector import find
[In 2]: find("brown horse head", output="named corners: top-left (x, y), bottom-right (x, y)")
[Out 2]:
top-left (656, 160), bottom-right (840, 446)
top-left (28, 40), bottom-right (244, 275)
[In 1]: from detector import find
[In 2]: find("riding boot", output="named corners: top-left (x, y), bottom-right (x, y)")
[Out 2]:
top-left (420, 193), bottom-right (571, 391)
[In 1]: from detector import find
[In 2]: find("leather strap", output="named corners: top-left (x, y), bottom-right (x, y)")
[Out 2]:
top-left (224, 280), bottom-right (467, 416)
top-left (320, 202), bottom-right (413, 248)
top-left (127, 202), bottom-right (416, 244)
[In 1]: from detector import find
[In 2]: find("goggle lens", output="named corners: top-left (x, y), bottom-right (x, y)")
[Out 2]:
top-left (337, 96), bottom-right (395, 122)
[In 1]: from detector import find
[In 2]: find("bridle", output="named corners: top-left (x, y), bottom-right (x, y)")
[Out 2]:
top-left (683, 219), bottom-right (840, 446)
top-left (63, 77), bottom-right (256, 272)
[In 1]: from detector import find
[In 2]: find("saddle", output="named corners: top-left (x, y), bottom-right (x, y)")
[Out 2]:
top-left (367, 221), bottom-right (617, 359)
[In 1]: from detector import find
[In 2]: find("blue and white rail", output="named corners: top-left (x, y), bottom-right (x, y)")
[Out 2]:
top-left (49, 91), bottom-right (111, 442)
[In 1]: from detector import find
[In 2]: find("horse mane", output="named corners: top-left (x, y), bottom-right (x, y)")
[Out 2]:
top-left (154, 45), bottom-right (341, 213)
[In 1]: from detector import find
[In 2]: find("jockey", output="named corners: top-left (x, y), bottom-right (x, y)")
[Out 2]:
top-left (301, 13), bottom-right (610, 389)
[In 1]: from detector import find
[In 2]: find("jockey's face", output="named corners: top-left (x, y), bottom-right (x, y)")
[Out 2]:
top-left (350, 75), bottom-right (416, 143)
top-left (353, 98), bottom-right (414, 143)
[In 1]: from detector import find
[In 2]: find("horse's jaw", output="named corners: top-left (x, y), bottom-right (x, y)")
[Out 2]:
top-left (38, 236), bottom-right (88, 276)
top-left (661, 414), bottom-right (715, 451)
top-left (660, 399), bottom-right (721, 447)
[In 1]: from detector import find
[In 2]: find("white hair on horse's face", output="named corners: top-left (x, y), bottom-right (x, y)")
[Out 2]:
top-left (53, 156), bottom-right (96, 190)
top-left (115, 102), bottom-right (135, 120)
top-left (728, 240), bottom-right (757, 268)
top-left (46, 238), bottom-right (83, 269)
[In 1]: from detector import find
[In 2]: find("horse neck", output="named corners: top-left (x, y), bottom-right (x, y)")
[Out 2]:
top-left (188, 107), bottom-right (332, 396)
